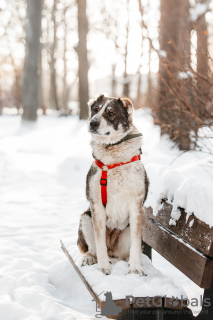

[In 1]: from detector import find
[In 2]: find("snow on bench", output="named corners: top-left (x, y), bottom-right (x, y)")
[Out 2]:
top-left (61, 240), bottom-right (187, 318)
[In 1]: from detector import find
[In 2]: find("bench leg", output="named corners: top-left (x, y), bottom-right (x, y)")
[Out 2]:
top-left (196, 277), bottom-right (213, 320)
top-left (143, 241), bottom-right (152, 261)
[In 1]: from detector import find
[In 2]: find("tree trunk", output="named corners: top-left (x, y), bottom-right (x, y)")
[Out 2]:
top-left (0, 86), bottom-right (2, 116)
top-left (111, 64), bottom-right (117, 97)
top-left (63, 6), bottom-right (68, 110)
top-left (177, 0), bottom-right (191, 151)
top-left (77, 0), bottom-right (89, 120)
top-left (147, 42), bottom-right (152, 104)
top-left (50, 0), bottom-right (59, 111)
top-left (137, 1), bottom-right (144, 104)
top-left (196, 0), bottom-right (208, 119)
top-left (137, 48), bottom-right (144, 104)
top-left (22, 0), bottom-right (42, 121)
top-left (123, 0), bottom-right (130, 97)
top-left (14, 68), bottom-right (22, 114)
top-left (137, 71), bottom-right (142, 104)
top-left (38, 45), bottom-right (46, 115)
top-left (158, 0), bottom-right (191, 150)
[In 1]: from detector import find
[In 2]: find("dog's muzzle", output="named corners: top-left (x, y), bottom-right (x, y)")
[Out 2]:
top-left (90, 119), bottom-right (100, 132)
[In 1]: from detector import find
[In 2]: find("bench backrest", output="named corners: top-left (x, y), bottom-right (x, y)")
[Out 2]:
top-left (143, 201), bottom-right (213, 289)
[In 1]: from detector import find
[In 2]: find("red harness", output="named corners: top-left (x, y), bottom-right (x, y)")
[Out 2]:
top-left (95, 154), bottom-right (141, 206)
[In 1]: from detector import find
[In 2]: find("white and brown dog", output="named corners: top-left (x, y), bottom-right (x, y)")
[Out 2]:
top-left (77, 95), bottom-right (149, 276)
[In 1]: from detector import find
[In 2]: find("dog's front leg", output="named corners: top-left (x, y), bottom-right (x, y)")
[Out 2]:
top-left (128, 203), bottom-right (146, 276)
top-left (92, 204), bottom-right (111, 275)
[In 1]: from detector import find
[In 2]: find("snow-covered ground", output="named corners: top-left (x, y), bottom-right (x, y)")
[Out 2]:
top-left (0, 110), bottom-right (210, 320)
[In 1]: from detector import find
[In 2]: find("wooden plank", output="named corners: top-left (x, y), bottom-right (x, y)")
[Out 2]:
top-left (132, 297), bottom-right (163, 309)
top-left (101, 297), bottom-right (163, 310)
top-left (101, 296), bottom-right (188, 310)
top-left (60, 240), bottom-right (102, 307)
top-left (164, 297), bottom-right (188, 310)
top-left (144, 202), bottom-right (213, 258)
top-left (100, 296), bottom-right (188, 319)
top-left (143, 218), bottom-right (213, 289)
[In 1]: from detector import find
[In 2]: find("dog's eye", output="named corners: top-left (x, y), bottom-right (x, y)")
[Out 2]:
top-left (108, 111), bottom-right (115, 117)
top-left (94, 107), bottom-right (99, 113)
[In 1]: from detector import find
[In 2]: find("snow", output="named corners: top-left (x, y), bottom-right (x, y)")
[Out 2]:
top-left (0, 109), bottom-right (209, 319)
top-left (158, 50), bottom-right (167, 58)
top-left (190, 2), bottom-right (210, 22)
top-left (141, 110), bottom-right (213, 227)
top-left (75, 252), bottom-right (186, 300)
top-left (189, 219), bottom-right (194, 228)
top-left (178, 71), bottom-right (194, 79)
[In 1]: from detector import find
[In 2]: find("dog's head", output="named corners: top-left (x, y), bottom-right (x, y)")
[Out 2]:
top-left (87, 94), bottom-right (134, 144)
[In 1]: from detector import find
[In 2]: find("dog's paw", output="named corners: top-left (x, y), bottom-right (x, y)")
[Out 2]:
top-left (81, 254), bottom-right (97, 266)
top-left (126, 267), bottom-right (147, 277)
top-left (98, 265), bottom-right (111, 275)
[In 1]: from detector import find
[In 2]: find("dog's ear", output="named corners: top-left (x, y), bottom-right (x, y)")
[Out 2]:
top-left (96, 94), bottom-right (104, 101)
top-left (121, 98), bottom-right (133, 115)
top-left (87, 94), bottom-right (105, 108)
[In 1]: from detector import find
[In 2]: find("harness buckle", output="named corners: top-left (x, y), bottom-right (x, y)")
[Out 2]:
top-left (100, 179), bottom-right (107, 186)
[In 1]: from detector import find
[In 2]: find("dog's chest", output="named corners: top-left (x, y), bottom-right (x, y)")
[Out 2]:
top-left (90, 162), bottom-right (145, 230)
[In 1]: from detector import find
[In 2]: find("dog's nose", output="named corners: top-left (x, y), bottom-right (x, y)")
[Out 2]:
top-left (90, 119), bottom-right (100, 130)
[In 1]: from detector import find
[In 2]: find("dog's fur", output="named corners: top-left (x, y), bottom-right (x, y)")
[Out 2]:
top-left (77, 95), bottom-right (149, 276)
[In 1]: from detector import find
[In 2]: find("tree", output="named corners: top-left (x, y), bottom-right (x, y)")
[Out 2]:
top-left (22, 0), bottom-right (43, 121)
top-left (158, 0), bottom-right (191, 150)
top-left (63, 4), bottom-right (68, 110)
top-left (38, 45), bottom-right (46, 115)
top-left (98, 0), bottom-right (121, 97)
top-left (77, 0), bottom-right (89, 120)
top-left (50, 0), bottom-right (59, 111)
top-left (196, 0), bottom-right (209, 118)
top-left (123, 0), bottom-right (130, 97)
top-left (0, 0), bottom-right (26, 113)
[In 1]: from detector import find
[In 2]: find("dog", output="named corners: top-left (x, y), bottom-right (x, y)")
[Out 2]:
top-left (77, 94), bottom-right (149, 276)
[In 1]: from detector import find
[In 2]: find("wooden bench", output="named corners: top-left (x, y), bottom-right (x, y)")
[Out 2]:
top-left (141, 200), bottom-right (213, 320)
top-left (61, 200), bottom-right (213, 319)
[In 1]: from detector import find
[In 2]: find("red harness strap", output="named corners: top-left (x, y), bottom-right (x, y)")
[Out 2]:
top-left (95, 154), bottom-right (141, 206)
